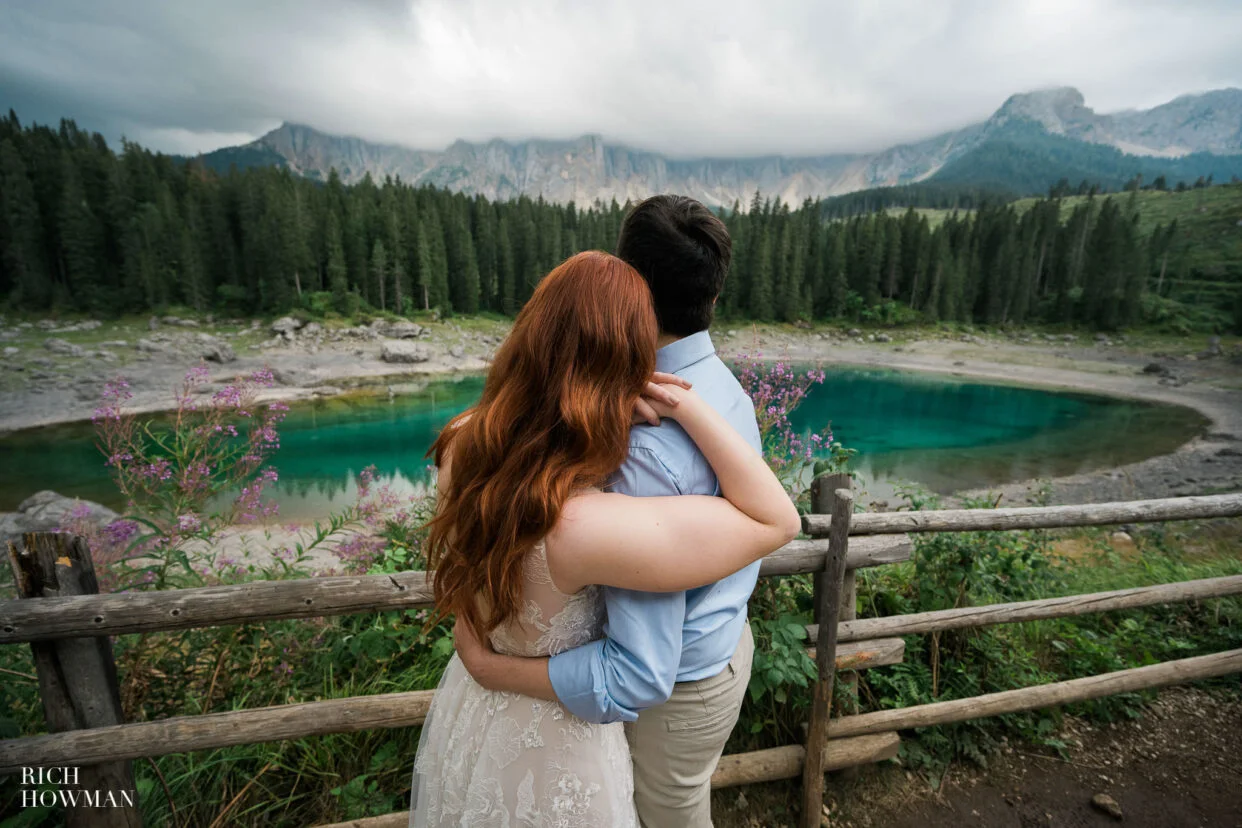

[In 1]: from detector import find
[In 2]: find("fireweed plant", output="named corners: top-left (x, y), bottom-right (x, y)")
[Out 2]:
top-left (80, 366), bottom-right (290, 589)
top-left (731, 350), bottom-right (856, 747)
top-left (733, 351), bottom-right (854, 505)
top-left (63, 364), bottom-right (437, 595)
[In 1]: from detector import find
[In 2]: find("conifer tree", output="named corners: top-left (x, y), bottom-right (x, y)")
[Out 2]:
top-left (0, 139), bottom-right (50, 306)
top-left (325, 210), bottom-right (349, 313)
top-left (371, 238), bottom-right (388, 311)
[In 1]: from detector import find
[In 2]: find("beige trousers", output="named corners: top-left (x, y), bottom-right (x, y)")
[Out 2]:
top-left (624, 622), bottom-right (755, 828)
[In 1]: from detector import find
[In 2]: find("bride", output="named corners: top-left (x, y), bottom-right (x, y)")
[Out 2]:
top-left (409, 250), bottom-right (800, 827)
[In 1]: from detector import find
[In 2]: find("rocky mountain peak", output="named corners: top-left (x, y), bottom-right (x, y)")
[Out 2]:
top-left (992, 87), bottom-right (1096, 135)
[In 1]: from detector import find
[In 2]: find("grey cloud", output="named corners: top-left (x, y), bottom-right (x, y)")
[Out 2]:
top-left (1, 0), bottom-right (1240, 157)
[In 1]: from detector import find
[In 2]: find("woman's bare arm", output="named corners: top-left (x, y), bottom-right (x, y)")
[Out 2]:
top-left (547, 388), bottom-right (800, 594)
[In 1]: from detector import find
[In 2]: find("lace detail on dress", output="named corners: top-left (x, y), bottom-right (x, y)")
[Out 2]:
top-left (487, 540), bottom-right (605, 659)
top-left (410, 536), bottom-right (635, 828)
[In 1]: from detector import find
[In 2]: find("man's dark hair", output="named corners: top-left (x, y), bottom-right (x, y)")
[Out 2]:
top-left (615, 195), bottom-right (732, 337)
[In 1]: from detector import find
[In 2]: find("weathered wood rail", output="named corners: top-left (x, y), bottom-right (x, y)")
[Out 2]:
top-left (0, 536), bottom-right (911, 644)
top-left (1, 491), bottom-right (1239, 828)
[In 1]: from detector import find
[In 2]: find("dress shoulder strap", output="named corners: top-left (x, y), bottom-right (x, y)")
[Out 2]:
top-left (528, 538), bottom-right (573, 597)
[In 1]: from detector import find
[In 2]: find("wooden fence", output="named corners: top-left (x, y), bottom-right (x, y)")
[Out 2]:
top-left (2, 489), bottom-right (1241, 828)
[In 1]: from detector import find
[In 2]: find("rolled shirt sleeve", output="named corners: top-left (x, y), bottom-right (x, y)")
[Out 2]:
top-left (547, 445), bottom-right (686, 723)
top-left (548, 588), bottom-right (686, 723)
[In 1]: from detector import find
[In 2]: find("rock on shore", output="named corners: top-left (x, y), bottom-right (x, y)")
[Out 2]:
top-left (380, 340), bottom-right (432, 363)
top-left (0, 491), bottom-right (118, 548)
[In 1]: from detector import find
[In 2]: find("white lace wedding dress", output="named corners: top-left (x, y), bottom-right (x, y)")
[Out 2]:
top-left (409, 540), bottom-right (638, 827)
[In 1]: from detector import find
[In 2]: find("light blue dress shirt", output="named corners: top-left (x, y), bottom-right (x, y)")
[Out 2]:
top-left (547, 330), bottom-right (764, 724)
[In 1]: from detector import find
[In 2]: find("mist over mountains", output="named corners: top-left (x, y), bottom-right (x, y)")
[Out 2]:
top-left (196, 87), bottom-right (1242, 206)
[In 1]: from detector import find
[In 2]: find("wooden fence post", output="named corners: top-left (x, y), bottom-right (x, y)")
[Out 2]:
top-left (815, 474), bottom-right (861, 781)
top-left (810, 474), bottom-right (851, 627)
top-left (7, 533), bottom-right (141, 827)
top-left (801, 481), bottom-right (853, 828)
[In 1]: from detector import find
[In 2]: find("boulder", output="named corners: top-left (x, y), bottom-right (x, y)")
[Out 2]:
top-left (381, 340), bottom-right (432, 364)
top-left (201, 337), bottom-right (237, 363)
top-left (0, 491), bottom-right (119, 548)
top-left (176, 319), bottom-right (200, 328)
top-left (51, 320), bottom-right (102, 333)
top-left (1198, 336), bottom-right (1223, 360)
top-left (1142, 362), bottom-right (1172, 377)
top-left (384, 320), bottom-right (423, 339)
top-left (3, 346), bottom-right (19, 358)
top-left (135, 338), bottom-right (172, 355)
top-left (271, 367), bottom-right (314, 387)
top-left (44, 338), bottom-right (85, 358)
top-left (302, 322), bottom-right (323, 337)
top-left (449, 344), bottom-right (465, 358)
top-left (876, 333), bottom-right (891, 343)
top-left (270, 316), bottom-right (303, 335)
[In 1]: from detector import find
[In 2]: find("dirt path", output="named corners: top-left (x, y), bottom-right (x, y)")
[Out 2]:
top-left (861, 687), bottom-right (1242, 828)
top-left (715, 687), bottom-right (1242, 827)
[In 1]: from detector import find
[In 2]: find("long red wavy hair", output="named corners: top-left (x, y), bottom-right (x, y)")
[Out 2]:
top-left (426, 251), bottom-right (658, 637)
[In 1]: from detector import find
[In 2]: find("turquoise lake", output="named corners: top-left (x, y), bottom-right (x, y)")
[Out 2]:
top-left (0, 366), bottom-right (1206, 519)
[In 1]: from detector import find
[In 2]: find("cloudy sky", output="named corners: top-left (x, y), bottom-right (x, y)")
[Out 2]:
top-left (2, 0), bottom-right (1240, 158)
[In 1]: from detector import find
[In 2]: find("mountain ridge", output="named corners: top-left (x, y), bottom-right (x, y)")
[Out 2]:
top-left (196, 87), bottom-right (1242, 206)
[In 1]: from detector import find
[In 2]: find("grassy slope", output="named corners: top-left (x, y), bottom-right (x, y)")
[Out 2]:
top-left (881, 183), bottom-right (1242, 250)
top-left (1013, 183), bottom-right (1242, 281)
top-left (893, 185), bottom-right (1242, 312)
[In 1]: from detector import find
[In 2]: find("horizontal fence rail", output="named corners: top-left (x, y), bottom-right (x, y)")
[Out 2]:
top-left (826, 649), bottom-right (1242, 739)
top-left (0, 537), bottom-right (915, 644)
top-left (812, 574), bottom-right (1242, 643)
top-left (0, 689), bottom-right (438, 774)
top-left (0, 638), bottom-right (906, 773)
top-left (803, 493), bottom-right (1242, 536)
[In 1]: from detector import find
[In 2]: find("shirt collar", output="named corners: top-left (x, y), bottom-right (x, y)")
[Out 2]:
top-left (656, 330), bottom-right (716, 374)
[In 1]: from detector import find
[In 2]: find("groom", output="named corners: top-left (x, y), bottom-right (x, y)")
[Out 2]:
top-left (454, 194), bottom-right (762, 827)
